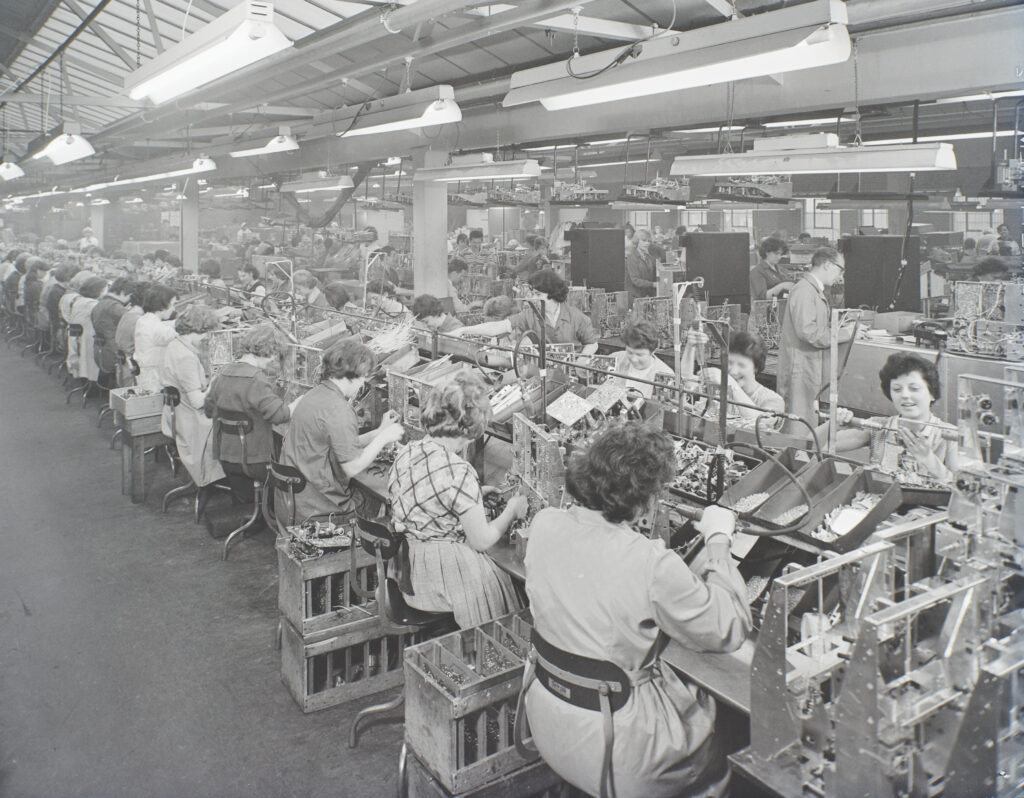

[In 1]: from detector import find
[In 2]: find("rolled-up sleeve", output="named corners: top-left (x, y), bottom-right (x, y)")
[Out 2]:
top-left (648, 546), bottom-right (751, 654)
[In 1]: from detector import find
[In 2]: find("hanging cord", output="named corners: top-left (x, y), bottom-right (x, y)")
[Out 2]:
top-left (566, 0), bottom-right (676, 80)
top-left (135, 0), bottom-right (142, 66)
top-left (851, 39), bottom-right (863, 146)
top-left (181, 0), bottom-right (195, 38)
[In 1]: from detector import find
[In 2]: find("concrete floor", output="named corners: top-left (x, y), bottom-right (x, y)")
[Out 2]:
top-left (0, 348), bottom-right (403, 798)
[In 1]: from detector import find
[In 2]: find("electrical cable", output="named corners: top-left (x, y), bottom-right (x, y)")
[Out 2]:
top-left (565, 0), bottom-right (676, 81)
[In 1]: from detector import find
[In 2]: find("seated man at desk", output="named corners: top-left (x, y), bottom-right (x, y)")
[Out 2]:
top-left (816, 352), bottom-right (959, 485)
top-left (389, 371), bottom-right (528, 628)
top-left (521, 424), bottom-right (750, 798)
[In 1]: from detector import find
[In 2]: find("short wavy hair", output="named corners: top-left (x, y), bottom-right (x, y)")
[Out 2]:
top-left (528, 269), bottom-right (569, 304)
top-left (79, 277), bottom-right (108, 299)
top-left (483, 295), bottom-right (516, 321)
top-left (323, 281), bottom-right (351, 310)
top-left (240, 323), bottom-right (287, 358)
top-left (621, 320), bottom-right (660, 352)
top-left (758, 236), bottom-right (789, 259)
top-left (291, 269), bottom-right (319, 289)
top-left (566, 423), bottom-right (675, 524)
top-left (411, 294), bottom-right (444, 320)
top-left (878, 353), bottom-right (940, 402)
top-left (730, 331), bottom-right (768, 374)
top-left (108, 277), bottom-right (134, 296)
top-left (199, 259), bottom-right (222, 279)
top-left (421, 370), bottom-right (492, 440)
top-left (142, 284), bottom-right (177, 313)
top-left (321, 339), bottom-right (375, 381)
top-left (175, 304), bottom-right (221, 335)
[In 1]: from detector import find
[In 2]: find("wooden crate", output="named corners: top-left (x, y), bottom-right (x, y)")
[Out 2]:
top-left (407, 751), bottom-right (571, 798)
top-left (404, 612), bottom-right (536, 794)
top-left (275, 536), bottom-right (379, 638)
top-left (280, 613), bottom-right (420, 713)
top-left (109, 387), bottom-right (164, 419)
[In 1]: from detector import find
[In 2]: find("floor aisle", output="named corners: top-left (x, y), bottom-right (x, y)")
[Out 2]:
top-left (0, 348), bottom-right (402, 798)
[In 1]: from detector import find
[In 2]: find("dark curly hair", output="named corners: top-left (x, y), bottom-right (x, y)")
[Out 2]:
top-left (142, 284), bottom-right (177, 313)
top-left (758, 236), bottom-right (789, 259)
top-left (321, 338), bottom-right (375, 381)
top-left (323, 281), bottom-right (351, 310)
top-left (621, 320), bottom-right (660, 352)
top-left (411, 294), bottom-right (444, 320)
top-left (566, 424), bottom-right (675, 524)
top-left (730, 331), bottom-right (768, 374)
top-left (878, 353), bottom-right (940, 402)
top-left (528, 269), bottom-right (569, 303)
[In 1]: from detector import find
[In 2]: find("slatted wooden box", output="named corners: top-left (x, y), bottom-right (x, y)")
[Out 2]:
top-left (404, 611), bottom-right (536, 794)
top-left (275, 537), bottom-right (378, 638)
top-left (407, 751), bottom-right (572, 798)
top-left (280, 612), bottom-right (421, 714)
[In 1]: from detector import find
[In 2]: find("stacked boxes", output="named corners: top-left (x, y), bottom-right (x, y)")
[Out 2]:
top-left (276, 536), bottom-right (421, 713)
top-left (404, 611), bottom-right (537, 794)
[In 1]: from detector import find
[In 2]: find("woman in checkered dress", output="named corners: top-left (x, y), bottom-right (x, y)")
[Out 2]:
top-left (388, 371), bottom-right (528, 628)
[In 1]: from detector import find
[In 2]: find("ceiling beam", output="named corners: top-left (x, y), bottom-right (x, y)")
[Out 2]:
top-left (533, 13), bottom-right (653, 41)
top-left (141, 0), bottom-right (165, 54)
top-left (701, 0), bottom-right (739, 18)
top-left (61, 0), bottom-right (136, 68)
top-left (0, 93), bottom-right (146, 107)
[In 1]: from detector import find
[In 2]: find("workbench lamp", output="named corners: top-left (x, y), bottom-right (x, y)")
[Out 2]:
top-left (503, 0), bottom-right (849, 110)
top-left (124, 1), bottom-right (293, 105)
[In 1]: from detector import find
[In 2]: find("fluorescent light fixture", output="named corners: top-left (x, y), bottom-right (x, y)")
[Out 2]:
top-left (673, 126), bottom-right (745, 134)
top-left (671, 134), bottom-right (957, 175)
top-left (0, 161), bottom-right (24, 180)
top-left (586, 138), bottom-right (631, 145)
top-left (279, 175), bottom-right (355, 193)
top-left (863, 130), bottom-right (1019, 146)
top-left (414, 155), bottom-right (542, 183)
top-left (31, 125), bottom-right (95, 165)
top-left (85, 157), bottom-right (217, 191)
top-left (229, 128), bottom-right (299, 158)
top-left (384, 156), bottom-right (402, 167)
top-left (214, 188), bottom-right (250, 198)
top-left (89, 198), bottom-right (111, 206)
top-left (125, 1), bottom-right (292, 104)
top-left (320, 86), bottom-right (462, 138)
top-left (762, 116), bottom-right (853, 128)
top-left (934, 89), bottom-right (1024, 105)
top-left (504, 0), bottom-right (849, 110)
top-left (582, 158), bottom-right (660, 168)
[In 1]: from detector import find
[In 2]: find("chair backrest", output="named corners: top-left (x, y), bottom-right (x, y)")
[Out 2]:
top-left (211, 408), bottom-right (256, 474)
top-left (267, 460), bottom-right (306, 530)
top-left (356, 516), bottom-right (402, 561)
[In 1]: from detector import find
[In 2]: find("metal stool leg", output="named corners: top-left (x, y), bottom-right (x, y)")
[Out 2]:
top-left (97, 406), bottom-right (113, 427)
top-left (222, 482), bottom-right (263, 561)
top-left (110, 428), bottom-right (124, 449)
top-left (66, 379), bottom-right (87, 404)
top-left (81, 380), bottom-right (95, 407)
top-left (349, 688), bottom-right (406, 749)
top-left (162, 480), bottom-right (197, 513)
top-left (397, 742), bottom-right (408, 798)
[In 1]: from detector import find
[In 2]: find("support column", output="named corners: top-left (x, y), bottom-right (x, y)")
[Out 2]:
top-left (412, 148), bottom-right (450, 299)
top-left (180, 179), bottom-right (200, 274)
top-left (89, 204), bottom-right (106, 250)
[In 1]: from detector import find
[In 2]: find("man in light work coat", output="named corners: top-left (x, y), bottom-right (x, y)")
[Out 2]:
top-left (778, 247), bottom-right (855, 433)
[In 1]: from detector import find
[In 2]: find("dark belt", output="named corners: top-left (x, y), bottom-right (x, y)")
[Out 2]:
top-left (515, 629), bottom-right (660, 798)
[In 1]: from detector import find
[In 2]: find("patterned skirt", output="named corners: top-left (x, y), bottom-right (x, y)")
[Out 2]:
top-left (404, 538), bottom-right (523, 629)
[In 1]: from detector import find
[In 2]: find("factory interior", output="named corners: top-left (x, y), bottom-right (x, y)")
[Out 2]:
top-left (0, 0), bottom-right (1022, 796)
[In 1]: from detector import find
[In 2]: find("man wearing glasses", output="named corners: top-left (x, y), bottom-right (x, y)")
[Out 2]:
top-left (778, 246), bottom-right (856, 433)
